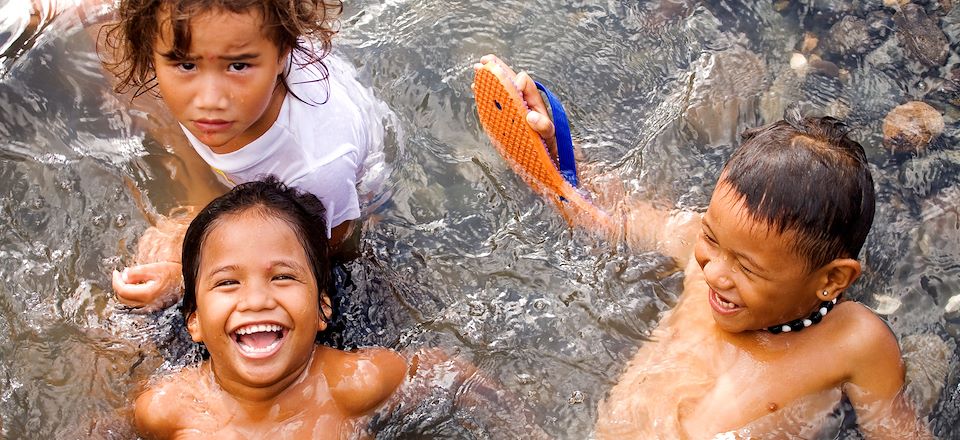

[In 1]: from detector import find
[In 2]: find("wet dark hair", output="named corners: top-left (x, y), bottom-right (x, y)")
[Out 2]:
top-left (180, 176), bottom-right (332, 320)
top-left (101, 0), bottom-right (343, 97)
top-left (722, 116), bottom-right (876, 270)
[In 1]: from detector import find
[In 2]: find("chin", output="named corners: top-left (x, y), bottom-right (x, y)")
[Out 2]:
top-left (711, 314), bottom-right (751, 333)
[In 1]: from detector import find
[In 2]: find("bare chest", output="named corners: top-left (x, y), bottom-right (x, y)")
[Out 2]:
top-left (171, 386), bottom-right (360, 440)
top-left (597, 317), bottom-right (845, 438)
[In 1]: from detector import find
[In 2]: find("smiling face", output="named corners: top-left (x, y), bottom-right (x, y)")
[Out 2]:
top-left (694, 181), bottom-right (828, 333)
top-left (187, 209), bottom-right (325, 391)
top-left (153, 8), bottom-right (287, 153)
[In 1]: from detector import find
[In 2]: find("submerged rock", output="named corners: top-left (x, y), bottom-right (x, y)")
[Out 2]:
top-left (823, 16), bottom-right (876, 57)
top-left (683, 46), bottom-right (767, 145)
top-left (882, 101), bottom-right (945, 153)
top-left (865, 9), bottom-right (894, 42)
top-left (923, 70), bottom-right (960, 117)
top-left (800, 32), bottom-right (819, 54)
top-left (894, 3), bottom-right (950, 67)
top-left (800, 0), bottom-right (855, 15)
top-left (902, 333), bottom-right (952, 417)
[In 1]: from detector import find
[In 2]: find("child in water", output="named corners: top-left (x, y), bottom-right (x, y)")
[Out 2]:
top-left (475, 56), bottom-right (931, 438)
top-left (134, 177), bottom-right (406, 438)
top-left (93, 0), bottom-right (382, 310)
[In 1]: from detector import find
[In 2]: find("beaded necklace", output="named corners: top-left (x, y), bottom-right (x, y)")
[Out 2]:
top-left (767, 298), bottom-right (838, 334)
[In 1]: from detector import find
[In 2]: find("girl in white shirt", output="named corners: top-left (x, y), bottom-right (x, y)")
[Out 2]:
top-left (97, 0), bottom-right (383, 310)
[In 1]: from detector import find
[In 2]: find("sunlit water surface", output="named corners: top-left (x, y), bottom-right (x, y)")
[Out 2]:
top-left (1, 0), bottom-right (959, 438)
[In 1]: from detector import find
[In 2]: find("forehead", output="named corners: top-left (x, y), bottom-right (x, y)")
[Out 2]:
top-left (200, 211), bottom-right (307, 264)
top-left (155, 7), bottom-right (271, 49)
top-left (705, 183), bottom-right (809, 270)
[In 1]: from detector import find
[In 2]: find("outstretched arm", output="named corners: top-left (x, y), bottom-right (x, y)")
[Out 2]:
top-left (474, 55), bottom-right (700, 265)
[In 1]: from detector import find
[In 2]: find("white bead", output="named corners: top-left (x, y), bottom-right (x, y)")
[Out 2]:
top-left (803, 319), bottom-right (812, 327)
top-left (781, 325), bottom-right (792, 332)
top-left (820, 307), bottom-right (828, 316)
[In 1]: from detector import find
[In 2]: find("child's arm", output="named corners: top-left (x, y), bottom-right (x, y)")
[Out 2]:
top-left (325, 347), bottom-right (407, 416)
top-left (480, 55), bottom-right (701, 265)
top-left (133, 385), bottom-right (182, 440)
top-left (112, 203), bottom-right (195, 311)
top-left (842, 309), bottom-right (932, 439)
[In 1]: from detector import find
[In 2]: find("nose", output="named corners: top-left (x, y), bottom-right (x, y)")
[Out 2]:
top-left (237, 284), bottom-right (277, 312)
top-left (194, 73), bottom-right (230, 111)
top-left (701, 253), bottom-right (735, 291)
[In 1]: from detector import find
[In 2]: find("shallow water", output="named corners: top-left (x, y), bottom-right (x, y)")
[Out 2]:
top-left (0, 0), bottom-right (958, 438)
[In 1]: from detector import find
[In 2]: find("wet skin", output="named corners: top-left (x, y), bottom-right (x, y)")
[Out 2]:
top-left (152, 9), bottom-right (287, 154)
top-left (133, 210), bottom-right (405, 439)
top-left (594, 182), bottom-right (920, 439)
top-left (111, 7), bottom-right (355, 310)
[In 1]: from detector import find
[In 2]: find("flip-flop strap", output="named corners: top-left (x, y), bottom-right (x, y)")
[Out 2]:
top-left (535, 81), bottom-right (578, 188)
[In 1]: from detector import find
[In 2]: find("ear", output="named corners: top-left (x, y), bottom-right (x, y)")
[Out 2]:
top-left (818, 258), bottom-right (862, 301)
top-left (187, 312), bottom-right (204, 343)
top-left (317, 291), bottom-right (333, 332)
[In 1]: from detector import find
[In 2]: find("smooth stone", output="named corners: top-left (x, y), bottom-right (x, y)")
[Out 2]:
top-left (872, 294), bottom-right (903, 314)
top-left (790, 52), bottom-right (808, 71)
top-left (882, 101), bottom-right (945, 153)
top-left (947, 294), bottom-right (960, 314)
top-left (801, 32), bottom-right (819, 53)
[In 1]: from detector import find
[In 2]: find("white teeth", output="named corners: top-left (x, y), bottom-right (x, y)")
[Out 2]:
top-left (237, 338), bottom-right (281, 354)
top-left (234, 324), bottom-right (283, 335)
top-left (715, 293), bottom-right (738, 309)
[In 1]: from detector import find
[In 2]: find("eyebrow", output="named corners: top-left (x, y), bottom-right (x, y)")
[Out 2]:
top-left (205, 259), bottom-right (307, 276)
top-left (702, 221), bottom-right (765, 274)
top-left (206, 264), bottom-right (240, 278)
top-left (159, 52), bottom-right (261, 61)
top-left (270, 259), bottom-right (307, 273)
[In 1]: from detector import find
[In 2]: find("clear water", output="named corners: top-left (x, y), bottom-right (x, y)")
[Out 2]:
top-left (1, 0), bottom-right (958, 438)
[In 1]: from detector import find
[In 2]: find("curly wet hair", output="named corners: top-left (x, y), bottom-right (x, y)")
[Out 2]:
top-left (100, 0), bottom-right (343, 97)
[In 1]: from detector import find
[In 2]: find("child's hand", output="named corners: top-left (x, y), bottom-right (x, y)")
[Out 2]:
top-left (112, 262), bottom-right (184, 312)
top-left (474, 54), bottom-right (558, 159)
top-left (134, 214), bottom-right (191, 264)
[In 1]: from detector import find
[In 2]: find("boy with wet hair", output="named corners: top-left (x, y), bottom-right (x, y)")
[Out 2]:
top-left (476, 55), bottom-right (930, 438)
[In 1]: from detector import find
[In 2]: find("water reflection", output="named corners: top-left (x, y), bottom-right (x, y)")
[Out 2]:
top-left (0, 0), bottom-right (957, 438)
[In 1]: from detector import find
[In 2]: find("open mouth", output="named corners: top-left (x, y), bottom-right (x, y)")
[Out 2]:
top-left (230, 323), bottom-right (288, 358)
top-left (709, 288), bottom-right (743, 315)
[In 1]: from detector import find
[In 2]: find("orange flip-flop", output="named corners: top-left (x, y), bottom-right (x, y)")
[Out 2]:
top-left (473, 61), bottom-right (612, 230)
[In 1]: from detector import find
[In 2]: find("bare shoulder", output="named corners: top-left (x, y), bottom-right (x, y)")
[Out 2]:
top-left (320, 346), bottom-right (407, 416)
top-left (134, 370), bottom-right (202, 439)
top-left (830, 301), bottom-right (905, 393)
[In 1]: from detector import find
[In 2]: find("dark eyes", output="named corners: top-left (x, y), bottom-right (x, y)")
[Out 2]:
top-left (703, 231), bottom-right (718, 245)
top-left (214, 279), bottom-right (238, 288)
top-left (174, 63), bottom-right (250, 72)
top-left (210, 274), bottom-right (298, 288)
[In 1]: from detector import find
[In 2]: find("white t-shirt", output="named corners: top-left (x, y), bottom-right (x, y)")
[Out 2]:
top-left (180, 55), bottom-right (383, 237)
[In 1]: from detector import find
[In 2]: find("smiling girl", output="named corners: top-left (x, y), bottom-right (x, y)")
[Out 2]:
top-left (134, 177), bottom-right (405, 439)
top-left (98, 0), bottom-right (385, 310)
